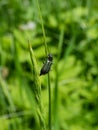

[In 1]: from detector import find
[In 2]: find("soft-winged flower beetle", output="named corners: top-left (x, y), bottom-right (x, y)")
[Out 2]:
top-left (40, 54), bottom-right (53, 76)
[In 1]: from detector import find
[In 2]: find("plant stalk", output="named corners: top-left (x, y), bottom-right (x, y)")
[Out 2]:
top-left (35, 0), bottom-right (52, 129)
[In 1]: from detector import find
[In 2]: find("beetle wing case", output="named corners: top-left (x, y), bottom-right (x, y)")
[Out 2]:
top-left (40, 54), bottom-right (53, 76)
top-left (40, 60), bottom-right (52, 76)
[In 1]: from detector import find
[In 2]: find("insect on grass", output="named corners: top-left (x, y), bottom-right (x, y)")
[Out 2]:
top-left (40, 54), bottom-right (53, 76)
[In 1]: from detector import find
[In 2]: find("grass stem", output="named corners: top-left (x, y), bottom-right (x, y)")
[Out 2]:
top-left (48, 73), bottom-right (51, 130)
top-left (36, 0), bottom-right (48, 55)
top-left (35, 0), bottom-right (52, 129)
top-left (54, 27), bottom-right (64, 130)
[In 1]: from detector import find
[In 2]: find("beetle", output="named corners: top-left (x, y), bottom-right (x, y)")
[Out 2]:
top-left (40, 54), bottom-right (53, 76)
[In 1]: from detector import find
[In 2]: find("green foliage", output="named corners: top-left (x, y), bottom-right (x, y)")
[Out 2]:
top-left (0, 0), bottom-right (98, 130)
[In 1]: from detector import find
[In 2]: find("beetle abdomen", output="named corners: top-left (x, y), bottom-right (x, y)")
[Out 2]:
top-left (40, 60), bottom-right (52, 76)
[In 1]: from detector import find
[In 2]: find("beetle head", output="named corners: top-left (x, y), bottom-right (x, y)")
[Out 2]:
top-left (48, 54), bottom-right (53, 61)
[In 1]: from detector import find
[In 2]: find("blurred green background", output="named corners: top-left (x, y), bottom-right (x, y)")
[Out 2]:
top-left (0, 0), bottom-right (98, 130)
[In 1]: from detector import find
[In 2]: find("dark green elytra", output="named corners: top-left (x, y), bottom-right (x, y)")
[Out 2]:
top-left (40, 54), bottom-right (53, 76)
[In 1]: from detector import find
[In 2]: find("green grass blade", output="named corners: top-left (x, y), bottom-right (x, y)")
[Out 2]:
top-left (53, 27), bottom-right (64, 130)
top-left (0, 76), bottom-right (17, 130)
